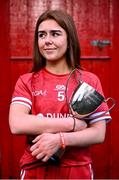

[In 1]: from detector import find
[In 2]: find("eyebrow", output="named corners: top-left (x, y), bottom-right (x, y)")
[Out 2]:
top-left (38, 30), bottom-right (62, 33)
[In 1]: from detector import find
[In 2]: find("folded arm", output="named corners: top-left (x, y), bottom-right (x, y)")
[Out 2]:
top-left (30, 120), bottom-right (106, 162)
top-left (9, 103), bottom-right (87, 135)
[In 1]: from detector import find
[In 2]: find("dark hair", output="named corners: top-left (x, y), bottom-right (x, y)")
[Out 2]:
top-left (31, 9), bottom-right (81, 72)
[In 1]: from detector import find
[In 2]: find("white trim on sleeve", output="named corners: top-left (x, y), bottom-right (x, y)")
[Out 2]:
top-left (12, 97), bottom-right (32, 105)
top-left (11, 96), bottom-right (32, 109)
top-left (82, 111), bottom-right (112, 124)
top-left (11, 101), bottom-right (31, 109)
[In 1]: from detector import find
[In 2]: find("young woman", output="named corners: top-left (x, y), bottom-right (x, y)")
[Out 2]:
top-left (9, 9), bottom-right (112, 179)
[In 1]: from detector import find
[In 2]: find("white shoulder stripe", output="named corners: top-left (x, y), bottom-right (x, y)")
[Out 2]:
top-left (11, 101), bottom-right (31, 109)
top-left (89, 116), bottom-right (112, 124)
top-left (12, 97), bottom-right (32, 105)
top-left (83, 111), bottom-right (110, 120)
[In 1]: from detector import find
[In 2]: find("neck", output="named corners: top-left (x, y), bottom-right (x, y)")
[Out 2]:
top-left (45, 60), bottom-right (71, 75)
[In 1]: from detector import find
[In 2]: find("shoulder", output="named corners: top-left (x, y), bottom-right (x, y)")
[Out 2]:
top-left (80, 69), bottom-right (101, 87)
top-left (17, 70), bottom-right (44, 87)
top-left (19, 72), bottom-right (33, 82)
top-left (81, 69), bottom-right (99, 80)
top-left (17, 72), bottom-right (37, 87)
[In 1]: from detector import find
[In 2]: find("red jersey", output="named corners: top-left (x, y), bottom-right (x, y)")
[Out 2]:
top-left (11, 68), bottom-right (111, 169)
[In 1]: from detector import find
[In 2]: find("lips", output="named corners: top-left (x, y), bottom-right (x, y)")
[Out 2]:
top-left (44, 48), bottom-right (56, 51)
top-left (43, 48), bottom-right (57, 54)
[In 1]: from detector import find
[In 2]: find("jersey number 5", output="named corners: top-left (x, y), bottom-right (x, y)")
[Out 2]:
top-left (58, 91), bottom-right (65, 101)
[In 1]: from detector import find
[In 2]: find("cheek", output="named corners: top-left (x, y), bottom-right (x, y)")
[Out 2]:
top-left (62, 38), bottom-right (67, 45)
top-left (38, 41), bottom-right (44, 53)
top-left (61, 39), bottom-right (68, 52)
top-left (38, 40), bottom-right (42, 49)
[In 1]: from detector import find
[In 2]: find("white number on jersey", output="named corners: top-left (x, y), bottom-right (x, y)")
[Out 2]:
top-left (57, 91), bottom-right (65, 101)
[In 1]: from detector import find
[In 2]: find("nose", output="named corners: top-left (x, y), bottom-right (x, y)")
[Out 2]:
top-left (45, 34), bottom-right (53, 45)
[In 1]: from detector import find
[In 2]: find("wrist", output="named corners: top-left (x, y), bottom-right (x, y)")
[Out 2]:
top-left (71, 117), bottom-right (76, 131)
top-left (68, 116), bottom-right (76, 132)
top-left (59, 132), bottom-right (66, 149)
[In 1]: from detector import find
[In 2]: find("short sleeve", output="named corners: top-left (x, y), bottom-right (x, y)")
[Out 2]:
top-left (83, 74), bottom-right (112, 124)
top-left (11, 74), bottom-right (32, 110)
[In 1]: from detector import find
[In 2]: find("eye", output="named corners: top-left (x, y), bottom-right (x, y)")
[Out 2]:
top-left (38, 32), bottom-right (46, 39)
top-left (51, 31), bottom-right (61, 37)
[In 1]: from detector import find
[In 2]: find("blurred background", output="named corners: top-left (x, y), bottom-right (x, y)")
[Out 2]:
top-left (0, 0), bottom-right (119, 178)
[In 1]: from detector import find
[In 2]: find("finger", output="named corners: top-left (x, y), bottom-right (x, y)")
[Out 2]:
top-left (31, 148), bottom-right (40, 156)
top-left (40, 155), bottom-right (49, 162)
top-left (32, 135), bottom-right (41, 143)
top-left (30, 143), bottom-right (39, 151)
top-left (36, 153), bottom-right (45, 160)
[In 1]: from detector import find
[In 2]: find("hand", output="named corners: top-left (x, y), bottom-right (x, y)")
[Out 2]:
top-left (30, 133), bottom-right (61, 162)
top-left (70, 108), bottom-right (87, 131)
top-left (74, 118), bottom-right (87, 131)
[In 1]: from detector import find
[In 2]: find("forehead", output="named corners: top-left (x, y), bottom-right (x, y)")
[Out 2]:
top-left (38, 19), bottom-right (65, 32)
